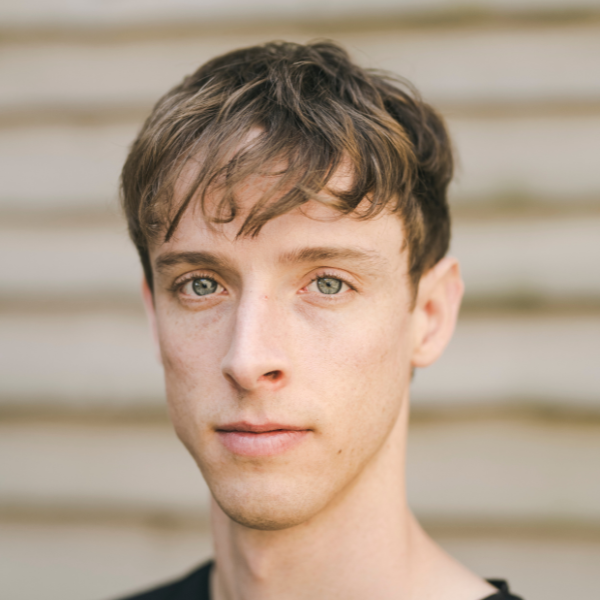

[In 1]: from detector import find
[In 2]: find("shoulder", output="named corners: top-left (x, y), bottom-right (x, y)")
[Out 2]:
top-left (113, 561), bottom-right (212, 600)
top-left (484, 579), bottom-right (524, 600)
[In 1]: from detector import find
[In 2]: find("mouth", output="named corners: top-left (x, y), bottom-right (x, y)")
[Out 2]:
top-left (216, 422), bottom-right (311, 457)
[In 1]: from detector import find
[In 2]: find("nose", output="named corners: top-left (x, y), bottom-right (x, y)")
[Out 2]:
top-left (221, 293), bottom-right (289, 393)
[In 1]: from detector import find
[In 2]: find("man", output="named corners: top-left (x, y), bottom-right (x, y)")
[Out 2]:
top-left (118, 41), bottom-right (523, 600)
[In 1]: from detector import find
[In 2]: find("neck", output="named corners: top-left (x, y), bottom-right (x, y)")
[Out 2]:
top-left (209, 399), bottom-right (494, 600)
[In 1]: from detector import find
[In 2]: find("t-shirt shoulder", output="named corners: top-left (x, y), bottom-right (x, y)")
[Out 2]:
top-left (112, 562), bottom-right (212, 600)
top-left (483, 579), bottom-right (524, 600)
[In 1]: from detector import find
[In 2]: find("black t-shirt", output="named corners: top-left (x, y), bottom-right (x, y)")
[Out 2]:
top-left (116, 562), bottom-right (524, 600)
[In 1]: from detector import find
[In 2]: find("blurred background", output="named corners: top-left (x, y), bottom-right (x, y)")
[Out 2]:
top-left (1, 1), bottom-right (599, 599)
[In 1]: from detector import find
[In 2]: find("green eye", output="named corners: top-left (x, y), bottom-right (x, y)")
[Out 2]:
top-left (317, 277), bottom-right (343, 294)
top-left (192, 277), bottom-right (219, 296)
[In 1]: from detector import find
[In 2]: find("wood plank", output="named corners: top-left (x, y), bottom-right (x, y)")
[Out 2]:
top-left (452, 216), bottom-right (600, 305)
top-left (406, 418), bottom-right (600, 524)
top-left (447, 114), bottom-right (600, 203)
top-left (2, 25), bottom-right (600, 114)
top-left (0, 311), bottom-right (165, 412)
top-left (2, 0), bottom-right (600, 31)
top-left (0, 422), bottom-right (209, 518)
top-left (0, 225), bottom-right (143, 302)
top-left (411, 313), bottom-right (600, 412)
top-left (3, 215), bottom-right (599, 306)
top-left (0, 122), bottom-right (137, 210)
top-left (2, 418), bottom-right (599, 524)
top-left (0, 519), bottom-right (212, 600)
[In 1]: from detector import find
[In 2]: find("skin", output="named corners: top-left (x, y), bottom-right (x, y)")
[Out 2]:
top-left (142, 172), bottom-right (497, 600)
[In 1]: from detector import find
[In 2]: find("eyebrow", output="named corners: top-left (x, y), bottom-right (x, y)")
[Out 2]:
top-left (278, 246), bottom-right (386, 271)
top-left (154, 251), bottom-right (232, 275)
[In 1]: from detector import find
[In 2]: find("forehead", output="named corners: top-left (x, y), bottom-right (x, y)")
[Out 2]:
top-left (151, 160), bottom-right (407, 273)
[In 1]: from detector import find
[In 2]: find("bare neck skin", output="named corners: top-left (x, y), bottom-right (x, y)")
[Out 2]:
top-left (209, 399), bottom-right (495, 600)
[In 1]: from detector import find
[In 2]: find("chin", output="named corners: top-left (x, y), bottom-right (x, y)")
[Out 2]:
top-left (207, 470), bottom-right (334, 531)
top-left (218, 503), bottom-right (309, 531)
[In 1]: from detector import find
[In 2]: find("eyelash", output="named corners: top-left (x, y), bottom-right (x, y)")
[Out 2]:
top-left (170, 272), bottom-right (223, 296)
top-left (306, 271), bottom-right (355, 293)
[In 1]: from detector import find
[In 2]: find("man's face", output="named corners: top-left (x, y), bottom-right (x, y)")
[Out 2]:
top-left (147, 182), bottom-right (419, 531)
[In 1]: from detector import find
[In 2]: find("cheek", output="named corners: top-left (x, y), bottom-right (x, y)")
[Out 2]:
top-left (155, 312), bottom-right (231, 461)
top-left (299, 300), bottom-right (412, 431)
top-left (154, 307), bottom-right (227, 412)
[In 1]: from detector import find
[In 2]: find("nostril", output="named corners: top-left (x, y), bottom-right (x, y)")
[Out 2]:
top-left (263, 370), bottom-right (282, 381)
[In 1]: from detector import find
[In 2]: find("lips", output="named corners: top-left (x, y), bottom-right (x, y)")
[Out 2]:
top-left (216, 422), bottom-right (310, 457)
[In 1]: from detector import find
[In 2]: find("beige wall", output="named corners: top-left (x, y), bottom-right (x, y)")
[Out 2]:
top-left (1, 2), bottom-right (599, 599)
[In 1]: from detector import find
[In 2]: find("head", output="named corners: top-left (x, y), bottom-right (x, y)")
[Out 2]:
top-left (121, 41), bottom-right (462, 530)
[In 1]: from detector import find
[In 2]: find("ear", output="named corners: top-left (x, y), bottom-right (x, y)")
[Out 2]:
top-left (411, 257), bottom-right (464, 368)
top-left (141, 278), bottom-right (163, 365)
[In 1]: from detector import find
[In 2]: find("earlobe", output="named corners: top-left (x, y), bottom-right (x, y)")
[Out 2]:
top-left (141, 278), bottom-right (163, 365)
top-left (410, 257), bottom-right (464, 369)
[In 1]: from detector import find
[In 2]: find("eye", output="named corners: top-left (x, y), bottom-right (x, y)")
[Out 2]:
top-left (310, 276), bottom-right (347, 295)
top-left (190, 277), bottom-right (220, 296)
top-left (175, 274), bottom-right (226, 304)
